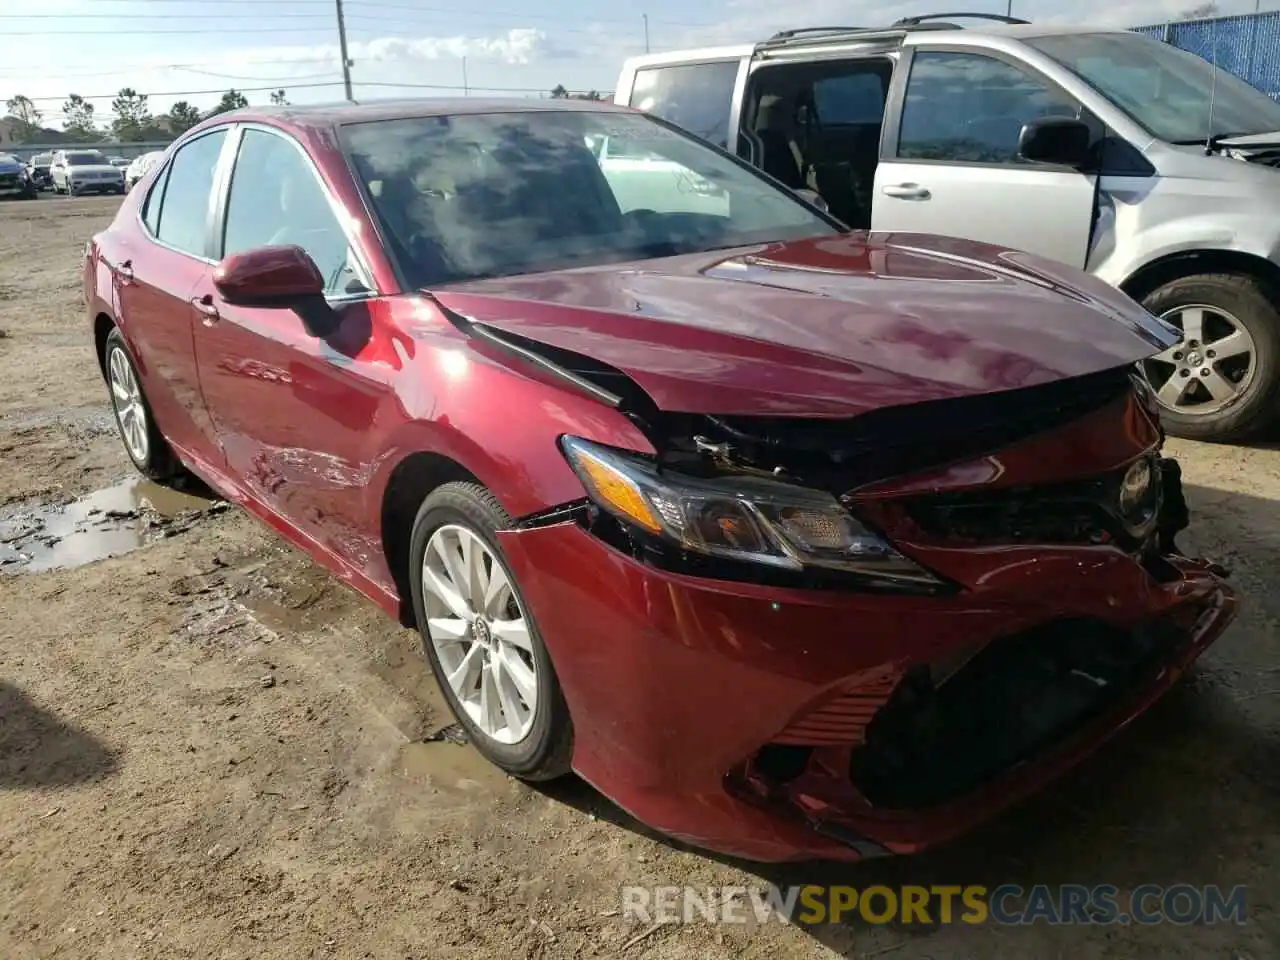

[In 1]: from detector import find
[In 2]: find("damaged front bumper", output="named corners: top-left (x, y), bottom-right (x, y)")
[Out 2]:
top-left (495, 445), bottom-right (1236, 863)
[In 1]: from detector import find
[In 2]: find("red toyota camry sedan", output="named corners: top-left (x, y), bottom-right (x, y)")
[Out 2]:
top-left (84, 98), bottom-right (1236, 862)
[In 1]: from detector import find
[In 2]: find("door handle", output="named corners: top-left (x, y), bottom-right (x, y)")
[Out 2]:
top-left (881, 183), bottom-right (932, 200)
top-left (191, 294), bottom-right (220, 326)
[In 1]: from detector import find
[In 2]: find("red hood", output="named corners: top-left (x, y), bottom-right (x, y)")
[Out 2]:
top-left (432, 232), bottom-right (1176, 417)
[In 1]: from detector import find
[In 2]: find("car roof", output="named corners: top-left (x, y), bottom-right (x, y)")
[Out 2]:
top-left (202, 96), bottom-right (634, 137)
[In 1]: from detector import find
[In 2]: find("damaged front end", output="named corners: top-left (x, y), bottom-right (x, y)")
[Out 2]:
top-left (431, 292), bottom-right (1236, 857)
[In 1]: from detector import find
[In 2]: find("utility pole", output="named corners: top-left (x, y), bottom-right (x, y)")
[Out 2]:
top-left (1006, 0), bottom-right (1013, 16)
top-left (642, 13), bottom-right (650, 53)
top-left (462, 57), bottom-right (469, 96)
top-left (335, 0), bottom-right (354, 101)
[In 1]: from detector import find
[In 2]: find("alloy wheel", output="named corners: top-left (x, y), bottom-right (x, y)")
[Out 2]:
top-left (1141, 304), bottom-right (1256, 417)
top-left (107, 345), bottom-right (149, 464)
top-left (420, 523), bottom-right (538, 745)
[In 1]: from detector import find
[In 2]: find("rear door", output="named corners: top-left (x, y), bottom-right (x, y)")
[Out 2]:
top-left (113, 128), bottom-right (229, 469)
top-left (872, 46), bottom-right (1096, 268)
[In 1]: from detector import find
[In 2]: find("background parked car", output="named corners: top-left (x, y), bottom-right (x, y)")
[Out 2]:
top-left (108, 156), bottom-right (130, 169)
top-left (0, 153), bottom-right (38, 200)
top-left (51, 149), bottom-right (125, 196)
top-left (25, 152), bottom-right (54, 191)
top-left (616, 15), bottom-right (1280, 442)
top-left (124, 150), bottom-right (164, 193)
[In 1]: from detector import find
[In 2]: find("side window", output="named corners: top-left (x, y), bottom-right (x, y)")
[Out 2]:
top-left (813, 72), bottom-right (887, 125)
top-left (222, 129), bottom-right (362, 296)
top-left (155, 130), bottom-right (227, 256)
top-left (898, 51), bottom-right (1079, 164)
top-left (142, 160), bottom-right (171, 236)
top-left (629, 61), bottom-right (739, 148)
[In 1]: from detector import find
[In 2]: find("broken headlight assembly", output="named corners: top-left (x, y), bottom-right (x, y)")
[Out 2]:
top-left (560, 436), bottom-right (944, 589)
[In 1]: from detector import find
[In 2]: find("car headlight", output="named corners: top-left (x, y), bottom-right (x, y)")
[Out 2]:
top-left (561, 436), bottom-right (943, 587)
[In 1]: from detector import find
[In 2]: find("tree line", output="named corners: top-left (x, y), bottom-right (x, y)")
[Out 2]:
top-left (6, 84), bottom-right (604, 145)
top-left (3, 88), bottom-right (289, 145)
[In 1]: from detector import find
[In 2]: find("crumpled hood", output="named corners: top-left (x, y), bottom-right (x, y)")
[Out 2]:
top-left (0, 159), bottom-right (24, 175)
top-left (433, 232), bottom-right (1177, 417)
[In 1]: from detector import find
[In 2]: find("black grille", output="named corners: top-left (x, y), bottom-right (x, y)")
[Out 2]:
top-left (903, 457), bottom-right (1161, 548)
top-left (849, 617), bottom-right (1187, 809)
top-left (0, 173), bottom-right (18, 187)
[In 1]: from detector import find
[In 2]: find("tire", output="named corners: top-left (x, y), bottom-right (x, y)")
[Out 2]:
top-left (103, 328), bottom-right (184, 481)
top-left (1139, 272), bottom-right (1280, 443)
top-left (409, 481), bottom-right (573, 781)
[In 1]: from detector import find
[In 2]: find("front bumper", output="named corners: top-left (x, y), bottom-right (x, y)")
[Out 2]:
top-left (497, 503), bottom-right (1235, 863)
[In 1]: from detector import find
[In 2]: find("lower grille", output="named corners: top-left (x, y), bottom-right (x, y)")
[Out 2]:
top-left (848, 617), bottom-right (1187, 810)
top-left (773, 666), bottom-right (899, 746)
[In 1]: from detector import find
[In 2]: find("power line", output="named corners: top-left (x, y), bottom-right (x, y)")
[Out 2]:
top-left (0, 11), bottom-right (334, 19)
top-left (4, 25), bottom-right (337, 35)
top-left (0, 57), bottom-right (344, 77)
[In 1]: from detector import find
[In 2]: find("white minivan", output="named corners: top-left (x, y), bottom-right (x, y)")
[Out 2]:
top-left (615, 15), bottom-right (1280, 442)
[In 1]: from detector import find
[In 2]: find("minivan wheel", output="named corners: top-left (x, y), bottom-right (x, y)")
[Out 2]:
top-left (408, 481), bottom-right (573, 781)
top-left (104, 328), bottom-right (183, 480)
top-left (1139, 273), bottom-right (1280, 442)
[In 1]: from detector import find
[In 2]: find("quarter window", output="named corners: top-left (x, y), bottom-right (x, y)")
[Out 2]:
top-left (222, 129), bottom-right (362, 296)
top-left (629, 61), bottom-right (740, 148)
top-left (155, 130), bottom-right (227, 256)
top-left (898, 51), bottom-right (1079, 164)
top-left (142, 161), bottom-right (170, 236)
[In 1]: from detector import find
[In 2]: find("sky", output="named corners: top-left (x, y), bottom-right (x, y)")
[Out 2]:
top-left (0, 0), bottom-right (1271, 129)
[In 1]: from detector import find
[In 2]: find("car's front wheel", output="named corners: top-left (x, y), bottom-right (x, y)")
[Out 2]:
top-left (104, 328), bottom-right (183, 481)
top-left (409, 481), bottom-right (573, 781)
top-left (1139, 272), bottom-right (1280, 442)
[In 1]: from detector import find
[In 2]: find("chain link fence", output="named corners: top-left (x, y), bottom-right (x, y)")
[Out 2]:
top-left (1133, 11), bottom-right (1280, 100)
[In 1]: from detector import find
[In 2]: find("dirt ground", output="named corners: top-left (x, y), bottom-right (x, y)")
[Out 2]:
top-left (0, 195), bottom-right (1276, 960)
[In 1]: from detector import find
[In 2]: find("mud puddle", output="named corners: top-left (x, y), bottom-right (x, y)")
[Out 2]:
top-left (0, 475), bottom-right (225, 573)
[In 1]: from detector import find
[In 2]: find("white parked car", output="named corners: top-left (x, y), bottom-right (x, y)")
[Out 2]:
top-left (51, 149), bottom-right (125, 196)
top-left (124, 150), bottom-right (165, 193)
top-left (585, 133), bottom-right (730, 217)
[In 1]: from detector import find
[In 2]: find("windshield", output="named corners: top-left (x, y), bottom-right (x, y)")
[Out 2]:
top-left (65, 152), bottom-right (105, 165)
top-left (32, 154), bottom-right (53, 165)
top-left (0, 154), bottom-right (18, 165)
top-left (1029, 32), bottom-right (1280, 143)
top-left (341, 110), bottom-right (838, 287)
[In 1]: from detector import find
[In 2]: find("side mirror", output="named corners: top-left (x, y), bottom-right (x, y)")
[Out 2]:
top-left (793, 187), bottom-right (829, 213)
top-left (1018, 117), bottom-right (1091, 167)
top-left (214, 244), bottom-right (325, 309)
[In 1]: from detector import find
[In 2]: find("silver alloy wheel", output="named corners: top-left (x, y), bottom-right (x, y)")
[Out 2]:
top-left (421, 523), bottom-right (538, 745)
top-left (1142, 304), bottom-right (1257, 417)
top-left (107, 344), bottom-right (149, 464)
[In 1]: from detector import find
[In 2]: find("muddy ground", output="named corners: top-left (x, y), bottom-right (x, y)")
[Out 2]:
top-left (0, 195), bottom-right (1276, 959)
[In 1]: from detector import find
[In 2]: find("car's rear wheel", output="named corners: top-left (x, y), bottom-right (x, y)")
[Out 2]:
top-left (409, 481), bottom-right (573, 781)
top-left (1139, 272), bottom-right (1280, 442)
top-left (104, 328), bottom-right (183, 481)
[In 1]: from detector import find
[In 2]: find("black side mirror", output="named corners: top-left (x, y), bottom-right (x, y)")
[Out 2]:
top-left (1018, 118), bottom-right (1091, 168)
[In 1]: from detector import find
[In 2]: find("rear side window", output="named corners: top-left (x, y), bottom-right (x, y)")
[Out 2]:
top-left (155, 129), bottom-right (227, 256)
top-left (813, 73), bottom-right (887, 125)
top-left (629, 61), bottom-right (739, 148)
top-left (142, 161), bottom-right (171, 235)
top-left (898, 51), bottom-right (1078, 164)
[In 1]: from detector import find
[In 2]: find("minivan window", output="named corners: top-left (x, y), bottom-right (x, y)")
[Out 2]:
top-left (342, 110), bottom-right (837, 288)
top-left (155, 130), bottom-right (227, 257)
top-left (899, 51), bottom-right (1078, 164)
top-left (1029, 32), bottom-right (1280, 144)
top-left (813, 73), bottom-right (887, 125)
top-left (629, 61), bottom-right (740, 148)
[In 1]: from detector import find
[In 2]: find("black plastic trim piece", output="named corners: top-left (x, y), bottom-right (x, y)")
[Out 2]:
top-left (422, 291), bottom-right (625, 409)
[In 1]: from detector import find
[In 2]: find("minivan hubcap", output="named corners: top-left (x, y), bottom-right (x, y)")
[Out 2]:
top-left (1141, 304), bottom-right (1256, 416)
top-left (108, 345), bottom-right (149, 463)
top-left (420, 524), bottom-right (537, 744)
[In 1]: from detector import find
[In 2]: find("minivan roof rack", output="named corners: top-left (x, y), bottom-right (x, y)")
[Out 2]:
top-left (893, 12), bottom-right (1030, 26)
top-left (767, 26), bottom-right (866, 40)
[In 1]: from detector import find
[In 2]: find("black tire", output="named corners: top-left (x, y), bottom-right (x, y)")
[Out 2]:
top-left (408, 481), bottom-right (573, 781)
top-left (1141, 272), bottom-right (1280, 443)
top-left (103, 327), bottom-right (184, 482)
